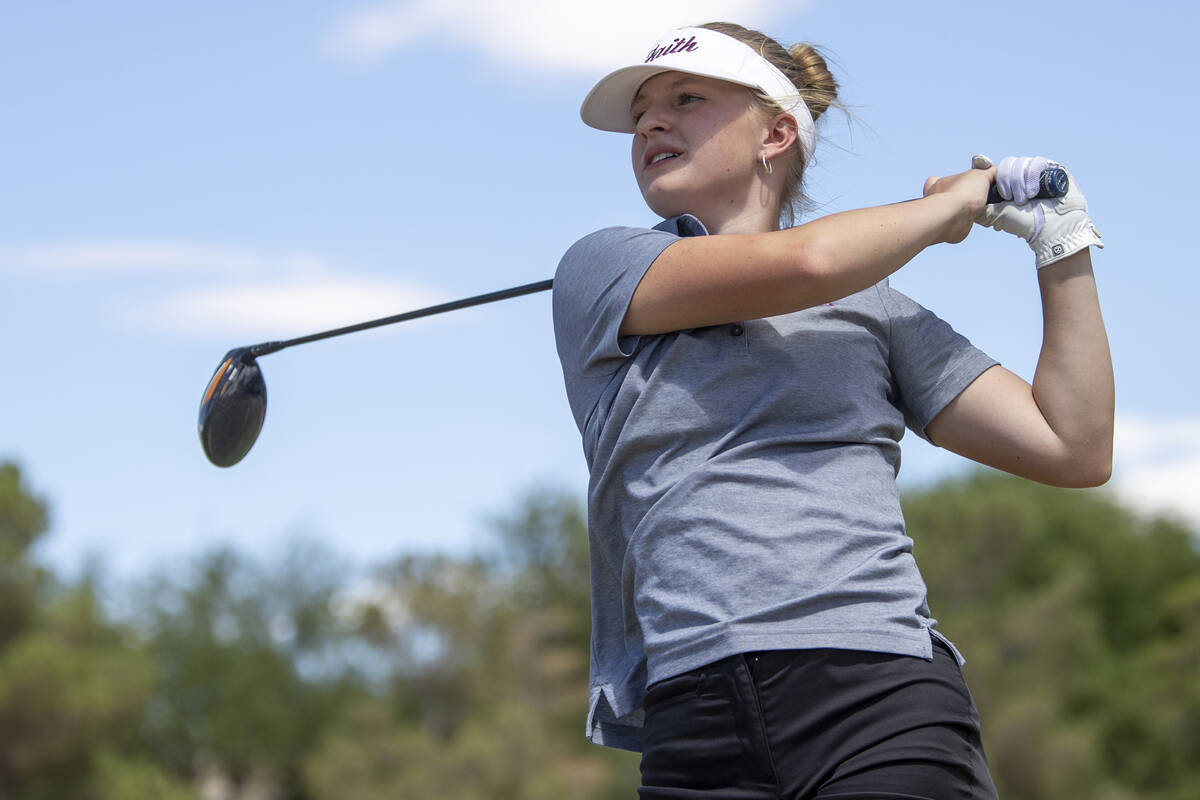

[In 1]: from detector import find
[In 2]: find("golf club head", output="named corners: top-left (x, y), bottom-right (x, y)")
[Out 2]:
top-left (198, 347), bottom-right (267, 467)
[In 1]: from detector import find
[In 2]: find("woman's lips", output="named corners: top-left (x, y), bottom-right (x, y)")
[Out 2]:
top-left (643, 147), bottom-right (683, 170)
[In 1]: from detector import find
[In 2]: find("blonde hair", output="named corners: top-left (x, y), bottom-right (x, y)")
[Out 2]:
top-left (699, 22), bottom-right (840, 227)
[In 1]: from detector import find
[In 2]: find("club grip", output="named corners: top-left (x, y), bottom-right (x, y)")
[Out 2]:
top-left (986, 166), bottom-right (1069, 204)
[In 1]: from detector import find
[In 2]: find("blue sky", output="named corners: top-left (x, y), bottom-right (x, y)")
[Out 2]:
top-left (3, 0), bottom-right (1198, 578)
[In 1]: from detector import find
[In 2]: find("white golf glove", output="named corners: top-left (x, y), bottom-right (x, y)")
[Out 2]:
top-left (973, 154), bottom-right (1103, 269)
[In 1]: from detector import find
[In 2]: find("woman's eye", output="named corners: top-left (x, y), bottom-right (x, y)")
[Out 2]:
top-left (631, 93), bottom-right (701, 123)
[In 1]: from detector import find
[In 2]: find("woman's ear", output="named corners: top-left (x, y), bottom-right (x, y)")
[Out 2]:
top-left (762, 113), bottom-right (799, 160)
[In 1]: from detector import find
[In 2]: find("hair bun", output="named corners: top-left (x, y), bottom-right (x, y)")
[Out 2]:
top-left (788, 43), bottom-right (838, 121)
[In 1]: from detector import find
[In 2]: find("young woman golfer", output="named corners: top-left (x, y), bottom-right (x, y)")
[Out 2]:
top-left (552, 21), bottom-right (1111, 799)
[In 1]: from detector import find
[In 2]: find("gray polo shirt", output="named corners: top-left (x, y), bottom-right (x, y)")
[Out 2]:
top-left (552, 214), bottom-right (998, 751)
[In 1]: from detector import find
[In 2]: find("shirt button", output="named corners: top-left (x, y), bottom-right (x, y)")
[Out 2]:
top-left (730, 324), bottom-right (744, 337)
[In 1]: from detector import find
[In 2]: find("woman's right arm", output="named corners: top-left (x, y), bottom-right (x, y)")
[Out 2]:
top-left (620, 166), bottom-right (995, 335)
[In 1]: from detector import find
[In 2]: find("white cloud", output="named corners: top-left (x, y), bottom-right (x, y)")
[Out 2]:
top-left (143, 278), bottom-right (444, 339)
top-left (1111, 414), bottom-right (1200, 531)
top-left (0, 240), bottom-right (323, 278)
top-left (1, 238), bottom-right (453, 339)
top-left (1114, 415), bottom-right (1200, 461)
top-left (325, 0), bottom-right (810, 72)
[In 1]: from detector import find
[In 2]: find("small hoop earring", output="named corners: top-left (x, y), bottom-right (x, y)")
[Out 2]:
top-left (761, 155), bottom-right (773, 175)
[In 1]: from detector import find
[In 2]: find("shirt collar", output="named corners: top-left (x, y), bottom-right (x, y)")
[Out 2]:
top-left (652, 214), bottom-right (708, 238)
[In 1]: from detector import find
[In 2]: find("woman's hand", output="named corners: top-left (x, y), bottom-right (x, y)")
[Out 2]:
top-left (922, 166), bottom-right (996, 244)
top-left (974, 156), bottom-right (1104, 269)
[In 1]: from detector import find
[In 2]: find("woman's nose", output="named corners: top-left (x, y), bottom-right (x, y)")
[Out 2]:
top-left (635, 105), bottom-right (671, 136)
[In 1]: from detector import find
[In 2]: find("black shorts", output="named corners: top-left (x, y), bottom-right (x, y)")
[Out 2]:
top-left (639, 638), bottom-right (999, 799)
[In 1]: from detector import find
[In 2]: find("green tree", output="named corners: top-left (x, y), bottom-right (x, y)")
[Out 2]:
top-left (0, 461), bottom-right (196, 800)
top-left (304, 488), bottom-right (639, 800)
top-left (906, 471), bottom-right (1200, 800)
top-left (303, 698), bottom-right (594, 800)
top-left (135, 541), bottom-right (366, 799)
top-left (0, 462), bottom-right (49, 649)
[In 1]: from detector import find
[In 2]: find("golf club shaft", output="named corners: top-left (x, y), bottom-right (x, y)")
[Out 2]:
top-left (248, 278), bottom-right (554, 358)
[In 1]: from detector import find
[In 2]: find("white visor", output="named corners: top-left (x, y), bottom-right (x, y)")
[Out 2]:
top-left (580, 26), bottom-right (816, 162)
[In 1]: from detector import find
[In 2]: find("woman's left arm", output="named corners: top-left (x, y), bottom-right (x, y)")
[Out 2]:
top-left (925, 245), bottom-right (1113, 488)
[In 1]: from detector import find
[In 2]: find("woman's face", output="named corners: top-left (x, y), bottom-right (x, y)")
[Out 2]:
top-left (630, 71), bottom-right (770, 224)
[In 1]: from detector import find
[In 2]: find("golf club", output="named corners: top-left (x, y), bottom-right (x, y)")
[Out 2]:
top-left (199, 166), bottom-right (1063, 468)
top-left (198, 278), bottom-right (553, 468)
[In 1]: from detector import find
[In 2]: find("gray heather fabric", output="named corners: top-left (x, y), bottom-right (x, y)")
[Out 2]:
top-left (552, 214), bottom-right (999, 752)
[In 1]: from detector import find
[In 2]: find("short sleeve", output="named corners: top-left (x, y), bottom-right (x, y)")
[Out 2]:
top-left (878, 284), bottom-right (999, 441)
top-left (552, 225), bottom-right (679, 379)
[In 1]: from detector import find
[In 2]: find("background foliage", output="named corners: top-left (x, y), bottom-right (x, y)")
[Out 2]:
top-left (1, 461), bottom-right (1197, 798)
